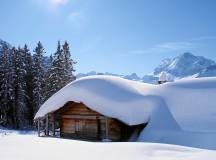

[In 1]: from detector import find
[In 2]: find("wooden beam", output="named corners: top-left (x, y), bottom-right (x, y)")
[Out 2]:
top-left (46, 115), bottom-right (49, 136)
top-left (105, 117), bottom-right (109, 139)
top-left (52, 119), bottom-right (55, 136)
top-left (37, 120), bottom-right (40, 137)
top-left (97, 118), bottom-right (100, 139)
top-left (61, 115), bottom-right (106, 120)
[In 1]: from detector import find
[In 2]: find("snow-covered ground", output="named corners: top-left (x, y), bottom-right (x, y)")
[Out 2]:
top-left (1, 131), bottom-right (216, 160)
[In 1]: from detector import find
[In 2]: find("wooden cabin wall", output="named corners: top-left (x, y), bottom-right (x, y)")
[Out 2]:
top-left (57, 102), bottom-right (129, 141)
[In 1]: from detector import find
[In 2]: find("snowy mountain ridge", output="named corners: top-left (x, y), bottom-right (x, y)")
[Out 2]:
top-left (77, 52), bottom-right (216, 83)
top-left (153, 52), bottom-right (216, 77)
top-left (77, 71), bottom-right (141, 81)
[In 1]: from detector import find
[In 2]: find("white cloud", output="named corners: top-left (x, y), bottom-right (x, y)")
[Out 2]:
top-left (126, 36), bottom-right (216, 56)
top-left (128, 41), bottom-right (193, 55)
top-left (156, 42), bottom-right (193, 50)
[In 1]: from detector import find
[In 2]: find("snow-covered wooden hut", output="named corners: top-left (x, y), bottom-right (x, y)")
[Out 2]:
top-left (34, 76), bottom-right (147, 141)
top-left (35, 75), bottom-right (216, 149)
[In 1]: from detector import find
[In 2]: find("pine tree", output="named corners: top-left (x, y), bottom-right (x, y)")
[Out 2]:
top-left (13, 47), bottom-right (28, 128)
top-left (7, 47), bottom-right (17, 128)
top-left (23, 44), bottom-right (34, 126)
top-left (44, 54), bottom-right (55, 100)
top-left (32, 42), bottom-right (45, 115)
top-left (62, 41), bottom-right (76, 84)
top-left (44, 41), bottom-right (76, 100)
top-left (50, 41), bottom-right (65, 93)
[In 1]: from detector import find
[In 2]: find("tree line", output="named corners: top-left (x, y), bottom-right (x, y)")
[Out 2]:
top-left (0, 41), bottom-right (76, 129)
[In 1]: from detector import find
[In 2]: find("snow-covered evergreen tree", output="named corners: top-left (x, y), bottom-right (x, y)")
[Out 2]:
top-left (62, 41), bottom-right (76, 83)
top-left (13, 47), bottom-right (28, 128)
top-left (32, 42), bottom-right (45, 115)
top-left (48, 41), bottom-right (65, 94)
top-left (23, 44), bottom-right (34, 126)
top-left (7, 47), bottom-right (17, 128)
top-left (44, 54), bottom-right (55, 100)
top-left (44, 41), bottom-right (76, 100)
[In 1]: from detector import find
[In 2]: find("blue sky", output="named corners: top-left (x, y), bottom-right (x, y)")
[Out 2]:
top-left (0, 0), bottom-right (216, 76)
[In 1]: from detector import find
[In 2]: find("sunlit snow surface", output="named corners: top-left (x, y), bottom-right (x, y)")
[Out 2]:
top-left (1, 132), bottom-right (216, 160)
top-left (35, 75), bottom-right (216, 149)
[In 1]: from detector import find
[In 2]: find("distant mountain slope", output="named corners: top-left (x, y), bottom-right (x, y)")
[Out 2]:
top-left (145, 52), bottom-right (216, 83)
top-left (77, 53), bottom-right (216, 84)
top-left (198, 65), bottom-right (216, 77)
top-left (153, 52), bottom-right (216, 77)
top-left (77, 71), bottom-right (141, 81)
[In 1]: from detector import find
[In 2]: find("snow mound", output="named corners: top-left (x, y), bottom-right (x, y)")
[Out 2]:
top-left (1, 134), bottom-right (216, 160)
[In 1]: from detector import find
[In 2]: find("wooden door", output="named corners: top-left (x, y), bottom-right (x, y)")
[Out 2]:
top-left (61, 117), bottom-right (100, 140)
top-left (75, 119), bottom-right (99, 140)
top-left (61, 118), bottom-right (76, 134)
top-left (75, 120), bottom-right (85, 133)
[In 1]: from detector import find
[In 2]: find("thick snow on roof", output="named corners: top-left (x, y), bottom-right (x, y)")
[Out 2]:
top-left (35, 75), bottom-right (216, 129)
top-left (35, 76), bottom-right (163, 125)
top-left (35, 75), bottom-right (216, 149)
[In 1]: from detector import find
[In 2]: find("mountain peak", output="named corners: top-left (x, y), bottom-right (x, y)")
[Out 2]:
top-left (181, 52), bottom-right (194, 57)
top-left (154, 52), bottom-right (216, 77)
top-left (178, 52), bottom-right (197, 60)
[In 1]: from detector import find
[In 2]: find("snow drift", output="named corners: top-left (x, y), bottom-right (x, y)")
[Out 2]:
top-left (35, 75), bottom-right (216, 149)
top-left (2, 134), bottom-right (216, 160)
